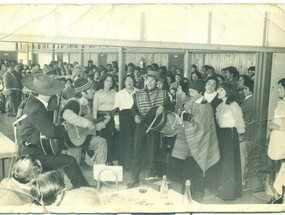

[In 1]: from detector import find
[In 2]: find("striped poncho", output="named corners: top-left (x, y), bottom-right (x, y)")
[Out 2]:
top-left (171, 99), bottom-right (220, 175)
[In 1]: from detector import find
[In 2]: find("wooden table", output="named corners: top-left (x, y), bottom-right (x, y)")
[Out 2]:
top-left (0, 132), bottom-right (17, 178)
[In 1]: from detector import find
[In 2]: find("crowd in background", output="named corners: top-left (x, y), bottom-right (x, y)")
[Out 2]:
top-left (0, 56), bottom-right (265, 204)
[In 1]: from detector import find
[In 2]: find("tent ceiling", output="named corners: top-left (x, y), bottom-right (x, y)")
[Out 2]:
top-left (0, 4), bottom-right (285, 50)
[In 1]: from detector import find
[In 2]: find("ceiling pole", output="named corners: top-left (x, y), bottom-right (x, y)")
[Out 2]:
top-left (184, 50), bottom-right (190, 79)
top-left (118, 47), bottom-right (125, 90)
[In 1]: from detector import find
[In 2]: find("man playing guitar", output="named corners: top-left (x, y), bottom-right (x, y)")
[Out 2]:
top-left (19, 73), bottom-right (90, 189)
top-left (61, 78), bottom-right (110, 166)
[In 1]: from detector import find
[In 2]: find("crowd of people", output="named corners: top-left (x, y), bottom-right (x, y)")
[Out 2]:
top-left (0, 56), bottom-right (284, 206)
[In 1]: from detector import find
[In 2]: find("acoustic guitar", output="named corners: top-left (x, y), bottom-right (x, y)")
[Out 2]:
top-left (66, 107), bottom-right (119, 147)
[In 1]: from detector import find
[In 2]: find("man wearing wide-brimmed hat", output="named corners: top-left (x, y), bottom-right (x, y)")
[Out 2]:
top-left (127, 70), bottom-right (174, 188)
top-left (19, 73), bottom-right (89, 188)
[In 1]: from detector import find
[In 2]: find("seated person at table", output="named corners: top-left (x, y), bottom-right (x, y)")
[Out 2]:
top-left (171, 80), bottom-right (220, 201)
top-left (30, 170), bottom-right (101, 207)
top-left (0, 154), bottom-right (42, 206)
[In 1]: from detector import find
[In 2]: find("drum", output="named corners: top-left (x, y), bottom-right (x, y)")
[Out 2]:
top-left (157, 112), bottom-right (179, 137)
top-left (145, 109), bottom-right (179, 137)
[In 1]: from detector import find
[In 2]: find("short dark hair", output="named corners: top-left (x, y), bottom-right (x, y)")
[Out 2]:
top-left (243, 79), bottom-right (254, 93)
top-left (278, 78), bottom-right (285, 89)
top-left (122, 75), bottom-right (136, 88)
top-left (248, 66), bottom-right (255, 72)
top-left (239, 74), bottom-right (251, 84)
top-left (205, 76), bottom-right (219, 91)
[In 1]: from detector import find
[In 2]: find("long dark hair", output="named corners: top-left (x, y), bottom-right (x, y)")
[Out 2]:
top-left (99, 74), bottom-right (116, 90)
top-left (219, 82), bottom-right (237, 105)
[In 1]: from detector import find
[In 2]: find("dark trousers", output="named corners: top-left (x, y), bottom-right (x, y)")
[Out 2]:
top-left (118, 109), bottom-right (135, 170)
top-left (131, 122), bottom-right (165, 182)
top-left (20, 145), bottom-right (89, 189)
top-left (181, 157), bottom-right (205, 201)
top-left (5, 91), bottom-right (22, 115)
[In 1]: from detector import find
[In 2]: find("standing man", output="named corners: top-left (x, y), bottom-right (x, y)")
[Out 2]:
top-left (171, 80), bottom-right (220, 201)
top-left (127, 70), bottom-right (174, 188)
top-left (19, 73), bottom-right (89, 188)
top-left (3, 66), bottom-right (22, 117)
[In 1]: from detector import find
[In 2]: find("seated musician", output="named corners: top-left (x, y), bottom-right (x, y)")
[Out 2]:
top-left (61, 77), bottom-right (109, 166)
top-left (171, 80), bottom-right (220, 201)
top-left (127, 70), bottom-right (174, 188)
top-left (19, 73), bottom-right (89, 189)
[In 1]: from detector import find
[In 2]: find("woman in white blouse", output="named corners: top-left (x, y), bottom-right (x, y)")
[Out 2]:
top-left (113, 75), bottom-right (137, 170)
top-left (93, 74), bottom-right (117, 165)
top-left (216, 82), bottom-right (245, 201)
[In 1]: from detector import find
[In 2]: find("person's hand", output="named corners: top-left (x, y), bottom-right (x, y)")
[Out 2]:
top-left (115, 125), bottom-right (120, 131)
top-left (239, 133), bottom-right (245, 143)
top-left (156, 105), bottom-right (164, 116)
top-left (135, 115), bottom-right (141, 124)
top-left (268, 122), bottom-right (280, 131)
top-left (87, 121), bottom-right (96, 131)
top-left (104, 114), bottom-right (111, 125)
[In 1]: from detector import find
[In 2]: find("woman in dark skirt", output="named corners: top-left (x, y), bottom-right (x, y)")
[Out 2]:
top-left (113, 75), bottom-right (137, 170)
top-left (215, 82), bottom-right (245, 200)
top-left (93, 74), bottom-right (117, 165)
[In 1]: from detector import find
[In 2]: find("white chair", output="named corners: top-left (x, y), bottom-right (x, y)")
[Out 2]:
top-left (93, 165), bottom-right (123, 191)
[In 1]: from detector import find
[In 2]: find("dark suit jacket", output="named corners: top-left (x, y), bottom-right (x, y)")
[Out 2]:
top-left (19, 95), bottom-right (66, 155)
top-left (203, 93), bottom-right (222, 113)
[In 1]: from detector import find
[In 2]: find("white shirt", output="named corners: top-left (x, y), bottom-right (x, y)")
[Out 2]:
top-left (195, 96), bottom-right (204, 104)
top-left (204, 91), bottom-right (217, 103)
top-left (113, 88), bottom-right (137, 125)
top-left (35, 96), bottom-right (48, 109)
top-left (244, 94), bottom-right (253, 101)
top-left (216, 101), bottom-right (245, 134)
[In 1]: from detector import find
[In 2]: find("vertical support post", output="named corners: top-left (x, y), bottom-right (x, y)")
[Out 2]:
top-left (207, 12), bottom-right (212, 44)
top-left (253, 52), bottom-right (272, 147)
top-left (26, 42), bottom-right (29, 65)
top-left (140, 12), bottom-right (146, 41)
top-left (184, 50), bottom-right (190, 78)
top-left (118, 47), bottom-right (125, 90)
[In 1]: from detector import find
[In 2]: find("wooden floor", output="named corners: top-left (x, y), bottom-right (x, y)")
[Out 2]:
top-left (0, 111), bottom-right (271, 205)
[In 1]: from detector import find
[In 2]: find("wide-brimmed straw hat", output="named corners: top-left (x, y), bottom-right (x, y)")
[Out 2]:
top-left (22, 73), bottom-right (64, 96)
top-left (146, 70), bottom-right (160, 79)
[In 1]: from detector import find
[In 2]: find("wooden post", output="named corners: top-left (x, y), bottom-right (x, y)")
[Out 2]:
top-left (184, 50), bottom-right (190, 79)
top-left (118, 47), bottom-right (125, 90)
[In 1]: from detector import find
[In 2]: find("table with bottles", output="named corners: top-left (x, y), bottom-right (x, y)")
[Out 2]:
top-left (98, 184), bottom-right (200, 213)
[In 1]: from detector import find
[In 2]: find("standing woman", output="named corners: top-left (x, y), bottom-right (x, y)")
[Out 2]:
top-left (93, 74), bottom-right (117, 165)
top-left (113, 75), bottom-right (137, 170)
top-left (216, 82), bottom-right (245, 201)
top-left (268, 78), bottom-right (285, 199)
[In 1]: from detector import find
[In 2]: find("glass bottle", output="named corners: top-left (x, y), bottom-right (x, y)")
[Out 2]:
top-left (183, 180), bottom-right (192, 203)
top-left (160, 175), bottom-right (168, 199)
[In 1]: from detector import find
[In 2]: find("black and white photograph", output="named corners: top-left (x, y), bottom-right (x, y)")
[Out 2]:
top-left (0, 2), bottom-right (285, 213)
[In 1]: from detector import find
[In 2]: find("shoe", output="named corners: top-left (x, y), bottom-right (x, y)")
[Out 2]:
top-left (267, 196), bottom-right (283, 204)
top-left (126, 180), bottom-right (139, 189)
top-left (105, 160), bottom-right (114, 166)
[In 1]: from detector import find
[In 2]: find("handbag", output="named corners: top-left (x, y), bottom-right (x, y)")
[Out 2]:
top-left (268, 130), bottom-right (285, 160)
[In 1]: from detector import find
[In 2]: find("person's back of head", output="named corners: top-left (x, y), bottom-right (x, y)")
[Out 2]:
top-left (12, 154), bottom-right (42, 184)
top-left (30, 170), bottom-right (65, 206)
